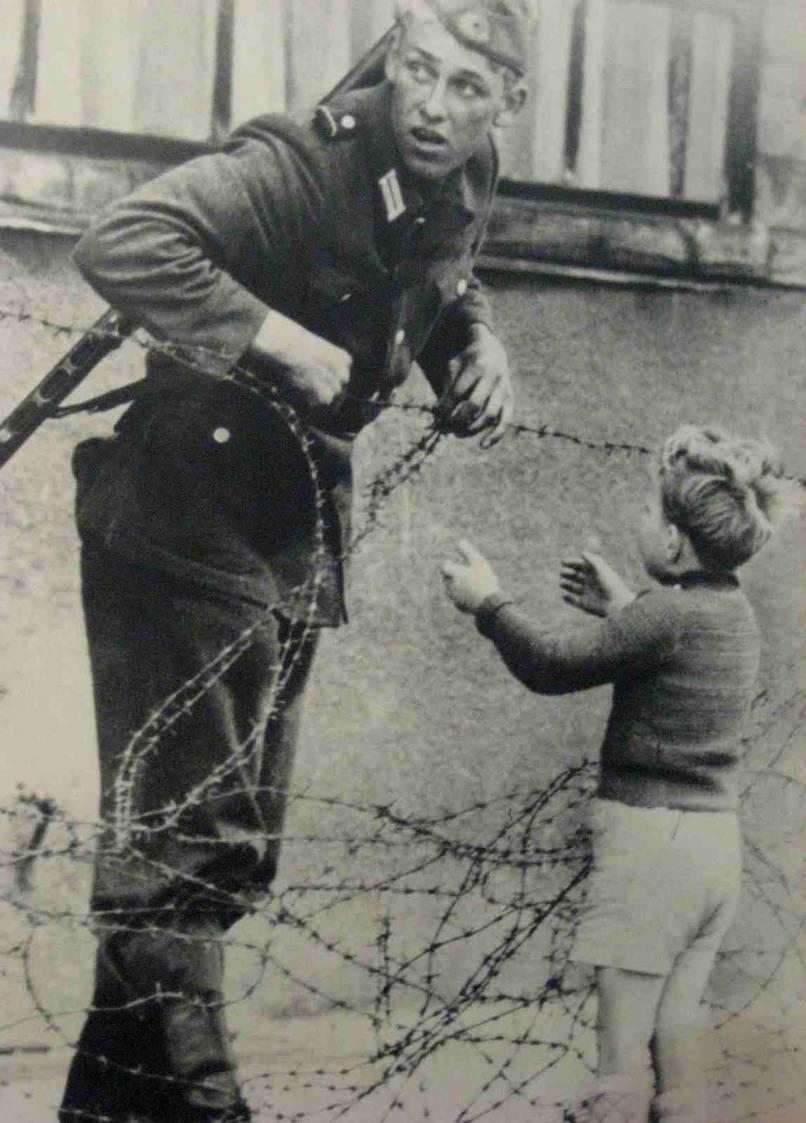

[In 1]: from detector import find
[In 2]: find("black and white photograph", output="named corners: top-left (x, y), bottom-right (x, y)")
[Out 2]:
top-left (0, 2), bottom-right (803, 1121)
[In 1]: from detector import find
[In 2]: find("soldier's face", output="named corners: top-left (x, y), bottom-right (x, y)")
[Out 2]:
top-left (386, 19), bottom-right (526, 179)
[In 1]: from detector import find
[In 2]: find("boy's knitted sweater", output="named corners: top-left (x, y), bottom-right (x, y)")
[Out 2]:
top-left (476, 573), bottom-right (760, 811)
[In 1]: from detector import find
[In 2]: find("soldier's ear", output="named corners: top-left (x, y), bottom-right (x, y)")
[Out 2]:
top-left (665, 521), bottom-right (684, 563)
top-left (493, 82), bottom-right (527, 129)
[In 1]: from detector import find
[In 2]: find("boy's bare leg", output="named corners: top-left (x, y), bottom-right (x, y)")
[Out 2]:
top-left (596, 966), bottom-right (665, 1077)
top-left (651, 950), bottom-right (717, 1122)
top-left (570, 967), bottom-right (663, 1122)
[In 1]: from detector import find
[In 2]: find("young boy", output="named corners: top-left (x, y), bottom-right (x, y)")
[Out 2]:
top-left (441, 425), bottom-right (790, 1123)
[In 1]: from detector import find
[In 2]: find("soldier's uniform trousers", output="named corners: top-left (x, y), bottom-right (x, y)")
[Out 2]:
top-left (59, 544), bottom-right (318, 1121)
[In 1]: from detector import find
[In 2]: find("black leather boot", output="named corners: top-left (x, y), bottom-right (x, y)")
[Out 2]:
top-left (58, 944), bottom-right (170, 1122)
top-left (61, 914), bottom-right (250, 1122)
top-left (113, 921), bottom-right (248, 1121)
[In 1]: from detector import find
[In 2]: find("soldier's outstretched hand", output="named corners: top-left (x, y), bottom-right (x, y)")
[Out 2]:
top-left (438, 324), bottom-right (514, 448)
top-left (559, 551), bottom-right (636, 617)
top-left (442, 539), bottom-right (501, 614)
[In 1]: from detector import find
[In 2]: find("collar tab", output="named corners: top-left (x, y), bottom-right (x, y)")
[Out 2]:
top-left (378, 168), bottom-right (407, 222)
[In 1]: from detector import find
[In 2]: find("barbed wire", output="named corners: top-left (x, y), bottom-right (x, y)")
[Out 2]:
top-left (0, 305), bottom-right (803, 1122)
top-left (2, 303), bottom-right (804, 484)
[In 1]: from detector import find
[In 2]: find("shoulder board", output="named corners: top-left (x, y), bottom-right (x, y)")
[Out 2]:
top-left (314, 103), bottom-right (361, 141)
top-left (226, 112), bottom-right (326, 191)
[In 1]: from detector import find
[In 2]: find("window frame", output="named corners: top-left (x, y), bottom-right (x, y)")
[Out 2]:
top-left (0, 0), bottom-right (762, 228)
top-left (497, 0), bottom-right (762, 222)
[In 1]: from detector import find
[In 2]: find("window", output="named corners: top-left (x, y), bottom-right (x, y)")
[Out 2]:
top-left (1, 0), bottom-right (259, 144)
top-left (496, 0), bottom-right (760, 220)
top-left (0, 0), bottom-right (761, 221)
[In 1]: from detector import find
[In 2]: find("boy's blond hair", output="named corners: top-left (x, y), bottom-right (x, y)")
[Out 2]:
top-left (659, 425), bottom-right (789, 571)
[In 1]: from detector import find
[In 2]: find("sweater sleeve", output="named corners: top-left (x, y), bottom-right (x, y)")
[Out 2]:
top-left (475, 591), bottom-right (680, 695)
top-left (73, 130), bottom-right (323, 377)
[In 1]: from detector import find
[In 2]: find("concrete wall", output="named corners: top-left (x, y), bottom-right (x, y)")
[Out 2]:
top-left (0, 235), bottom-right (802, 1040)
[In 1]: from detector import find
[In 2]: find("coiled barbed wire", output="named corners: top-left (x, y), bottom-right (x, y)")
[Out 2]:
top-left (0, 303), bottom-right (803, 1122)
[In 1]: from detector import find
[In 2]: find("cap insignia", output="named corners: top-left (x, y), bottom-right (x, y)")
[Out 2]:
top-left (456, 10), bottom-right (490, 44)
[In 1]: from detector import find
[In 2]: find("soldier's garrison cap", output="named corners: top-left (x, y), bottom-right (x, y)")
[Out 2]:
top-left (396, 0), bottom-right (532, 77)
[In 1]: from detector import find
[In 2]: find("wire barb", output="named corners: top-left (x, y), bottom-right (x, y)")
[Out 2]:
top-left (0, 303), bottom-right (803, 1121)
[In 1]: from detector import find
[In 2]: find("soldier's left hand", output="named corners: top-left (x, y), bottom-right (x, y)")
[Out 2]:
top-left (438, 325), bottom-right (514, 447)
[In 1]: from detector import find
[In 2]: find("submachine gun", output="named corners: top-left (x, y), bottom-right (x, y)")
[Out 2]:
top-left (0, 28), bottom-right (393, 472)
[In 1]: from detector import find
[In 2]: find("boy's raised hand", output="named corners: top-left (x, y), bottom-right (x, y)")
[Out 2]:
top-left (559, 551), bottom-right (636, 617)
top-left (442, 539), bottom-right (501, 615)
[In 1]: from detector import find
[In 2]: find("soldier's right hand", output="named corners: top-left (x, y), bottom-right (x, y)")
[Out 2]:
top-left (247, 310), bottom-right (351, 413)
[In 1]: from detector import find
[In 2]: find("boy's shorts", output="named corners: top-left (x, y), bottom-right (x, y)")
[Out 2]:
top-left (571, 798), bottom-right (741, 976)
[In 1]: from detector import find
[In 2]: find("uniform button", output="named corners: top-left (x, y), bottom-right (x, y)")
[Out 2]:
top-left (340, 291), bottom-right (352, 302)
top-left (394, 328), bottom-right (406, 345)
top-left (414, 216), bottom-right (426, 226)
top-left (456, 278), bottom-right (468, 297)
top-left (212, 427), bottom-right (231, 444)
top-left (340, 114), bottom-right (356, 130)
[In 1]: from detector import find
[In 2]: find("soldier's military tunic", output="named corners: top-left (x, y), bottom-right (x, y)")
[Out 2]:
top-left (70, 79), bottom-right (499, 916)
top-left (61, 37), bottom-right (510, 1123)
top-left (74, 79), bottom-right (497, 625)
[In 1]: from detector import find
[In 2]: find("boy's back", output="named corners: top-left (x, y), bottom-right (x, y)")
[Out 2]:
top-left (600, 574), bottom-right (760, 812)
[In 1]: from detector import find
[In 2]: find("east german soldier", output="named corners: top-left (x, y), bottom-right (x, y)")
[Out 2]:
top-left (59, 3), bottom-right (531, 1120)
